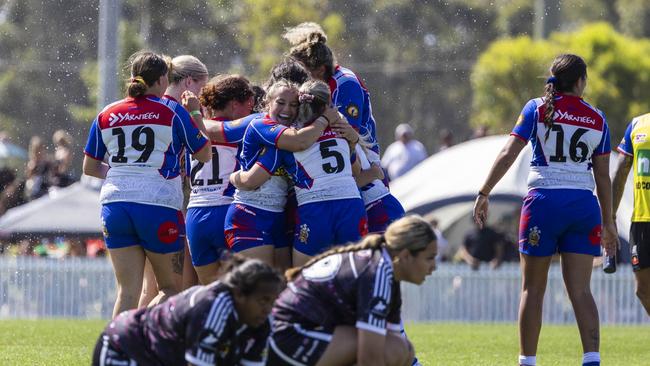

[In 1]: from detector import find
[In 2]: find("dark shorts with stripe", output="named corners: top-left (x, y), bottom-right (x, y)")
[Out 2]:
top-left (267, 321), bottom-right (333, 366)
top-left (630, 222), bottom-right (650, 271)
top-left (92, 333), bottom-right (138, 366)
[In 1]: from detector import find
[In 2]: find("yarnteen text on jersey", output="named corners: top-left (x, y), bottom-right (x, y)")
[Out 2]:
top-left (109, 112), bottom-right (161, 126)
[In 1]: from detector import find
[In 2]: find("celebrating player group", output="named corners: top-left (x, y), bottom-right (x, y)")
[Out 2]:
top-left (82, 20), bottom-right (645, 366)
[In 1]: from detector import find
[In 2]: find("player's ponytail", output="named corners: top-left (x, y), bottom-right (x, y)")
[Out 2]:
top-left (283, 22), bottom-right (335, 80)
top-left (542, 77), bottom-right (557, 142)
top-left (125, 50), bottom-right (168, 98)
top-left (542, 54), bottom-right (587, 141)
top-left (285, 234), bottom-right (385, 281)
top-left (285, 216), bottom-right (436, 281)
top-left (222, 256), bottom-right (284, 296)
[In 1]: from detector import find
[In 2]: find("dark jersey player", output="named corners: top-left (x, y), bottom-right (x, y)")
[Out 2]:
top-left (267, 215), bottom-right (437, 366)
top-left (92, 258), bottom-right (284, 366)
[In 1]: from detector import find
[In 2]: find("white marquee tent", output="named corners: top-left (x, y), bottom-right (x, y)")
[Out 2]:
top-left (0, 176), bottom-right (103, 238)
top-left (390, 135), bottom-right (634, 254)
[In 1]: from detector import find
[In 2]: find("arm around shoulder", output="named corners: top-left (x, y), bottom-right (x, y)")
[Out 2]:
top-left (192, 143), bottom-right (212, 163)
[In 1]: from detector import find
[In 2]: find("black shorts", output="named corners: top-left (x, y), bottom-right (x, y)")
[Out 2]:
top-left (92, 333), bottom-right (138, 366)
top-left (630, 222), bottom-right (650, 271)
top-left (267, 322), bottom-right (333, 366)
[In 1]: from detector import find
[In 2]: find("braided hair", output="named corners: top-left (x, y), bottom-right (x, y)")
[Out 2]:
top-left (542, 54), bottom-right (587, 141)
top-left (286, 215), bottom-right (436, 280)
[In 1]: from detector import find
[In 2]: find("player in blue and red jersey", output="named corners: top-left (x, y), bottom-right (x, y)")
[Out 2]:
top-left (353, 143), bottom-right (406, 233)
top-left (224, 79), bottom-right (340, 270)
top-left (284, 22), bottom-right (380, 162)
top-left (473, 54), bottom-right (618, 366)
top-left (283, 22), bottom-right (407, 237)
top-left (139, 54), bottom-right (210, 308)
top-left (266, 216), bottom-right (437, 366)
top-left (83, 50), bottom-right (212, 317)
top-left (92, 257), bottom-right (283, 366)
top-left (185, 75), bottom-right (255, 285)
top-left (231, 80), bottom-right (367, 267)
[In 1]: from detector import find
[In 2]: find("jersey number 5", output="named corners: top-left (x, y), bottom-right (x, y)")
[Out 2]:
top-left (111, 126), bottom-right (155, 163)
top-left (320, 140), bottom-right (345, 174)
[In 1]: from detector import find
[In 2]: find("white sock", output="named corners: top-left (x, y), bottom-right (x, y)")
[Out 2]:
top-left (583, 352), bottom-right (600, 364)
top-left (519, 355), bottom-right (536, 366)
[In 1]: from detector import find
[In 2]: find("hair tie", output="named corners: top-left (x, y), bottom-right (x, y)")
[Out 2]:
top-left (546, 76), bottom-right (557, 85)
top-left (299, 93), bottom-right (315, 104)
top-left (131, 76), bottom-right (146, 85)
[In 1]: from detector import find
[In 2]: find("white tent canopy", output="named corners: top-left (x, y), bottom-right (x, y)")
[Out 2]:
top-left (390, 135), bottom-right (634, 241)
top-left (0, 176), bottom-right (102, 238)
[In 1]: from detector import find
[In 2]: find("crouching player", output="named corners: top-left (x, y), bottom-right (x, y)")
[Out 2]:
top-left (267, 216), bottom-right (437, 366)
top-left (92, 257), bottom-right (284, 366)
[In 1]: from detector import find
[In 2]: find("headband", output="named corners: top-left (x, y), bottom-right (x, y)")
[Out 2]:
top-left (546, 76), bottom-right (557, 85)
top-left (131, 76), bottom-right (146, 85)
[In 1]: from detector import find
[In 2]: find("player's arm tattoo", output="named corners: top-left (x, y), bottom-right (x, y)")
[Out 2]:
top-left (172, 250), bottom-right (184, 275)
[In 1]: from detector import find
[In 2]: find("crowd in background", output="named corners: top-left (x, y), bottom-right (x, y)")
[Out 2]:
top-left (0, 129), bottom-right (76, 215)
top-left (0, 122), bottom-right (515, 269)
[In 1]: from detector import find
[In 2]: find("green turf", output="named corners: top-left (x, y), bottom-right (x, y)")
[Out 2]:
top-left (0, 319), bottom-right (105, 365)
top-left (406, 323), bottom-right (650, 365)
top-left (0, 320), bottom-right (648, 365)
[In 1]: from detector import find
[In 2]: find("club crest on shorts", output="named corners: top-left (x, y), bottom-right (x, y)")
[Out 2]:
top-left (298, 224), bottom-right (310, 244)
top-left (528, 226), bottom-right (541, 246)
top-left (346, 103), bottom-right (359, 119)
top-left (101, 221), bottom-right (109, 238)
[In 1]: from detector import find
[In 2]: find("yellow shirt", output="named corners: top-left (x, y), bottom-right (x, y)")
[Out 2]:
top-left (618, 113), bottom-right (650, 221)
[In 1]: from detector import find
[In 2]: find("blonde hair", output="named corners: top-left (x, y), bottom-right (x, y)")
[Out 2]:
top-left (283, 22), bottom-right (335, 79)
top-left (297, 79), bottom-right (330, 126)
top-left (286, 215), bottom-right (436, 280)
top-left (168, 55), bottom-right (208, 84)
top-left (52, 129), bottom-right (72, 147)
top-left (263, 79), bottom-right (300, 112)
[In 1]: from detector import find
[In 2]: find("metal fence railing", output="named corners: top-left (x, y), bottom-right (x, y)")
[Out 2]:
top-left (0, 256), bottom-right (116, 319)
top-left (401, 263), bottom-right (650, 325)
top-left (1, 257), bottom-right (648, 324)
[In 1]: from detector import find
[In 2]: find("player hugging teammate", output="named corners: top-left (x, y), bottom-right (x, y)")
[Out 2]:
top-left (84, 21), bottom-right (433, 366)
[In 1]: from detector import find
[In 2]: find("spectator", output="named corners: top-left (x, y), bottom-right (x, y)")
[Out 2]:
top-left (25, 136), bottom-right (53, 201)
top-left (51, 130), bottom-right (75, 188)
top-left (429, 217), bottom-right (449, 261)
top-left (458, 221), bottom-right (507, 270)
top-left (0, 167), bottom-right (26, 215)
top-left (381, 123), bottom-right (428, 180)
top-left (438, 128), bottom-right (454, 151)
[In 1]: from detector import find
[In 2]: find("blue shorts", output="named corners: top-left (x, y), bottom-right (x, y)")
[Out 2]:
top-left (518, 189), bottom-right (602, 257)
top-left (366, 194), bottom-right (405, 233)
top-left (293, 198), bottom-right (368, 256)
top-left (101, 202), bottom-right (185, 254)
top-left (186, 205), bottom-right (229, 266)
top-left (224, 203), bottom-right (288, 252)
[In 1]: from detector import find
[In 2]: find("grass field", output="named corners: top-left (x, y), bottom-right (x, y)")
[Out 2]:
top-left (1, 320), bottom-right (649, 365)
